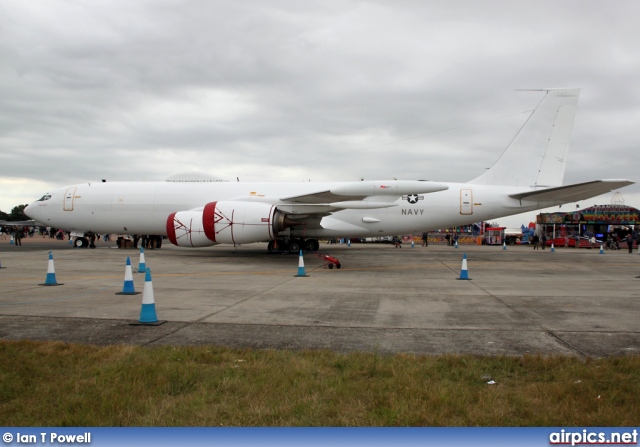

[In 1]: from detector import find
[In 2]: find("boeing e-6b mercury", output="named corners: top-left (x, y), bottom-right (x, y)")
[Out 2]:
top-left (25, 89), bottom-right (633, 252)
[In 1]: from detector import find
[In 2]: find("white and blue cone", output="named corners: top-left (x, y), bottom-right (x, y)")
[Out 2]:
top-left (137, 247), bottom-right (146, 273)
top-left (138, 268), bottom-right (159, 324)
top-left (295, 250), bottom-right (309, 277)
top-left (40, 251), bottom-right (62, 286)
top-left (457, 253), bottom-right (471, 280)
top-left (600, 244), bottom-right (604, 254)
top-left (117, 257), bottom-right (141, 295)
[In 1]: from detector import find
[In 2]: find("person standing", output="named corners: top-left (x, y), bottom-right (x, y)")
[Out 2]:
top-left (626, 233), bottom-right (634, 253)
top-left (12, 227), bottom-right (23, 246)
top-left (614, 233), bottom-right (620, 250)
top-left (540, 233), bottom-right (547, 250)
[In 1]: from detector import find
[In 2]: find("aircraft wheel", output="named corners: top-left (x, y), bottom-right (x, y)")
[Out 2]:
top-left (328, 263), bottom-right (334, 269)
top-left (288, 239), bottom-right (301, 253)
top-left (336, 263), bottom-right (341, 269)
top-left (267, 240), bottom-right (277, 253)
top-left (75, 237), bottom-right (88, 248)
top-left (304, 239), bottom-right (320, 252)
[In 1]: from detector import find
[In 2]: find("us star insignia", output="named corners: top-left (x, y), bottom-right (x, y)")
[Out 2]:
top-left (402, 194), bottom-right (424, 204)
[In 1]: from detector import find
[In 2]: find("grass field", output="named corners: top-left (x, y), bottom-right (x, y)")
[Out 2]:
top-left (1, 340), bottom-right (639, 426)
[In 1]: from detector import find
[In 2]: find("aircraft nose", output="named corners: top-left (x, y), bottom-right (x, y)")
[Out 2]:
top-left (24, 203), bottom-right (33, 217)
top-left (24, 203), bottom-right (39, 220)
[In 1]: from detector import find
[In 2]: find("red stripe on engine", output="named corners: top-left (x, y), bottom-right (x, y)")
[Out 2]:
top-left (166, 212), bottom-right (178, 246)
top-left (202, 202), bottom-right (217, 243)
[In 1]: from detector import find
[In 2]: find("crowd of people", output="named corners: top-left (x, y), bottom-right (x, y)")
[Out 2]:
top-left (1, 225), bottom-right (163, 249)
top-left (530, 231), bottom-right (637, 252)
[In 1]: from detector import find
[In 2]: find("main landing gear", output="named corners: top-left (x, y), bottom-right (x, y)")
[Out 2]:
top-left (267, 238), bottom-right (320, 254)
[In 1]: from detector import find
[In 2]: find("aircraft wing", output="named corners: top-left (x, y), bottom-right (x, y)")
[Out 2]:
top-left (509, 179), bottom-right (634, 203)
top-left (274, 180), bottom-right (449, 214)
top-left (0, 219), bottom-right (42, 227)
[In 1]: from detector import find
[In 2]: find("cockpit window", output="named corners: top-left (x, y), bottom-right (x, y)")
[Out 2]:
top-left (37, 194), bottom-right (52, 202)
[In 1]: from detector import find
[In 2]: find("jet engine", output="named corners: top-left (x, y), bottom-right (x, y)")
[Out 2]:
top-left (166, 201), bottom-right (296, 247)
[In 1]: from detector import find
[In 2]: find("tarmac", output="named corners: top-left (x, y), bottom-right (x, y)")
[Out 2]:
top-left (1, 237), bottom-right (639, 358)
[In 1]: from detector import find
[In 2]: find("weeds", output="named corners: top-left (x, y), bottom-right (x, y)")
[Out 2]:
top-left (1, 340), bottom-right (639, 426)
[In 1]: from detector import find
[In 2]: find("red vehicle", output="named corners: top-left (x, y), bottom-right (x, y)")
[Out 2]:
top-left (316, 253), bottom-right (341, 269)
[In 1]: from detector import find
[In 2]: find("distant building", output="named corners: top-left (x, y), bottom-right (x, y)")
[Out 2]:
top-left (536, 205), bottom-right (638, 244)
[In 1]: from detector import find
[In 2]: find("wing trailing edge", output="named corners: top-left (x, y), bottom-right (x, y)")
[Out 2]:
top-left (509, 179), bottom-right (634, 204)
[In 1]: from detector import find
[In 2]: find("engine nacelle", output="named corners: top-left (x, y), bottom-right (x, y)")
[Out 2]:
top-left (166, 201), bottom-right (293, 247)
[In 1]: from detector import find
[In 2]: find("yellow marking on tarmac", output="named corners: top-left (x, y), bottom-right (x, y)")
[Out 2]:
top-left (1, 261), bottom-right (638, 284)
top-left (0, 263), bottom-right (445, 283)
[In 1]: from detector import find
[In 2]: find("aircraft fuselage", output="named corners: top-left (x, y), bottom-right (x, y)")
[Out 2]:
top-left (26, 180), bottom-right (546, 239)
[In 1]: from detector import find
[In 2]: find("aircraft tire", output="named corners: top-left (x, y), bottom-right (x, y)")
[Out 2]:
top-left (75, 237), bottom-right (88, 248)
top-left (303, 239), bottom-right (320, 252)
top-left (288, 239), bottom-right (301, 253)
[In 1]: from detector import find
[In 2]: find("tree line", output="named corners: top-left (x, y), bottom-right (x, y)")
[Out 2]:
top-left (0, 204), bottom-right (29, 222)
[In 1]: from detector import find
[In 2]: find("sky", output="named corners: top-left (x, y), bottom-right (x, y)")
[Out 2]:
top-left (1, 0), bottom-right (639, 228)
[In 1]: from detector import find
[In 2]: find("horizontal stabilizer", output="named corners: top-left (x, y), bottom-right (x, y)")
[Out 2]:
top-left (509, 180), bottom-right (634, 203)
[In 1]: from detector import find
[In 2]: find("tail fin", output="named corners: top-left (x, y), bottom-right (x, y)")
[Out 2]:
top-left (471, 88), bottom-right (580, 187)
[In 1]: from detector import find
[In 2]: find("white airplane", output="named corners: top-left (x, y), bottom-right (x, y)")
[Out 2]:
top-left (25, 88), bottom-right (633, 252)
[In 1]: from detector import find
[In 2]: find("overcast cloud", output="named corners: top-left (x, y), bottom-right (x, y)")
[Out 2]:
top-left (1, 0), bottom-right (639, 227)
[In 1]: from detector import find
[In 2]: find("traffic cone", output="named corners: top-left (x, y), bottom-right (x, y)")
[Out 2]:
top-left (600, 244), bottom-right (604, 254)
top-left (116, 257), bottom-right (141, 295)
top-left (138, 269), bottom-right (159, 324)
top-left (0, 259), bottom-right (5, 269)
top-left (294, 250), bottom-right (309, 277)
top-left (457, 253), bottom-right (471, 280)
top-left (503, 242), bottom-right (507, 250)
top-left (454, 240), bottom-right (458, 248)
top-left (40, 251), bottom-right (63, 286)
top-left (347, 239), bottom-right (351, 247)
top-left (10, 235), bottom-right (14, 245)
top-left (551, 243), bottom-right (555, 253)
top-left (137, 247), bottom-right (146, 273)
top-left (411, 239), bottom-right (415, 248)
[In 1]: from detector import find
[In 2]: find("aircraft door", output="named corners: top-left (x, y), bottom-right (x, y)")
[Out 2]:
top-left (460, 189), bottom-right (473, 215)
top-left (63, 187), bottom-right (76, 211)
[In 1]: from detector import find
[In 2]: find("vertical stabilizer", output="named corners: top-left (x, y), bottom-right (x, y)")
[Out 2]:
top-left (471, 88), bottom-right (580, 187)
